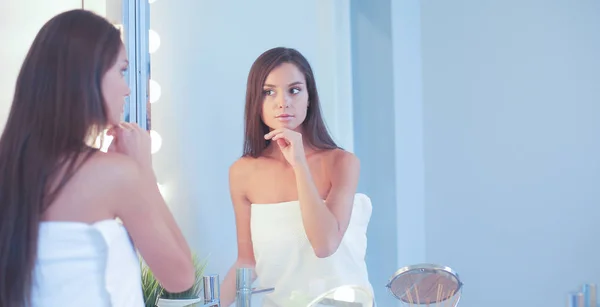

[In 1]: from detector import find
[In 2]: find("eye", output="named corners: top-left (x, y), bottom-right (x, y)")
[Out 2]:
top-left (263, 89), bottom-right (275, 96)
top-left (120, 68), bottom-right (128, 76)
top-left (290, 88), bottom-right (301, 95)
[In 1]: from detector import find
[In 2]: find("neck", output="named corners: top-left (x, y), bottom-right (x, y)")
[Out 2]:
top-left (264, 139), bottom-right (317, 161)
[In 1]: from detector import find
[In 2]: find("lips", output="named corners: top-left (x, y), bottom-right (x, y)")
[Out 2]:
top-left (276, 114), bottom-right (294, 118)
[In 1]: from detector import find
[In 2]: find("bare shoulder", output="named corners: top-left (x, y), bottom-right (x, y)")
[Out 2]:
top-left (81, 151), bottom-right (141, 184)
top-left (70, 151), bottom-right (144, 201)
top-left (45, 151), bottom-right (143, 221)
top-left (326, 148), bottom-right (360, 170)
top-left (229, 156), bottom-right (256, 180)
top-left (229, 156), bottom-right (258, 193)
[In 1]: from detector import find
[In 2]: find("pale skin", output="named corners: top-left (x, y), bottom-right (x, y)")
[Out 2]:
top-left (220, 62), bottom-right (360, 306)
top-left (41, 44), bottom-right (194, 293)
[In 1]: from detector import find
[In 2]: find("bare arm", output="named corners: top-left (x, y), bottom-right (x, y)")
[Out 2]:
top-left (115, 158), bottom-right (194, 293)
top-left (295, 151), bottom-right (360, 258)
top-left (220, 159), bottom-right (257, 306)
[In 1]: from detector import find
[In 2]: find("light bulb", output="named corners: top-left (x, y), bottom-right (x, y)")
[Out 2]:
top-left (149, 79), bottom-right (162, 103)
top-left (333, 287), bottom-right (355, 303)
top-left (150, 130), bottom-right (162, 154)
top-left (149, 29), bottom-right (161, 54)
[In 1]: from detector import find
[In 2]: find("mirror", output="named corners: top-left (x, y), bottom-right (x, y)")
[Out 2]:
top-left (306, 285), bottom-right (374, 307)
top-left (386, 263), bottom-right (463, 306)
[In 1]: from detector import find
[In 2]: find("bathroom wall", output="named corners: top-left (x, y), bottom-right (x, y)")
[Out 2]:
top-left (0, 0), bottom-right (82, 129)
top-left (349, 1), bottom-right (402, 306)
top-left (352, 1), bottom-right (600, 306)
top-left (351, 0), bottom-right (429, 305)
top-left (82, 0), bottom-right (122, 24)
top-left (420, 1), bottom-right (600, 307)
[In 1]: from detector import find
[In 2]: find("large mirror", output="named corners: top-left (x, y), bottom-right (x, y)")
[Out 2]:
top-left (142, 1), bottom-right (600, 307)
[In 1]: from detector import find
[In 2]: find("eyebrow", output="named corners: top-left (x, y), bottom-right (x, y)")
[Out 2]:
top-left (263, 81), bottom-right (304, 88)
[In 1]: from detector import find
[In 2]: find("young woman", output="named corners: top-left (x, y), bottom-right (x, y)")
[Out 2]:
top-left (0, 10), bottom-right (194, 306)
top-left (221, 47), bottom-right (374, 306)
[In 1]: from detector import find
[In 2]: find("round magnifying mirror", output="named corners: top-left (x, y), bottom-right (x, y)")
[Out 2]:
top-left (386, 263), bottom-right (463, 306)
top-left (306, 285), bottom-right (374, 307)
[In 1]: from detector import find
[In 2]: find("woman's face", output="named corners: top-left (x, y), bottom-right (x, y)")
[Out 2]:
top-left (101, 45), bottom-right (130, 126)
top-left (261, 62), bottom-right (309, 132)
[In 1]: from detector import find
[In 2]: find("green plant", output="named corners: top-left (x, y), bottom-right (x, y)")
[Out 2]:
top-left (160, 254), bottom-right (208, 299)
top-left (141, 260), bottom-right (162, 307)
top-left (140, 253), bottom-right (209, 306)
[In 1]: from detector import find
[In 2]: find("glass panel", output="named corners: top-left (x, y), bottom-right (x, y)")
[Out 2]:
top-left (133, 0), bottom-right (150, 130)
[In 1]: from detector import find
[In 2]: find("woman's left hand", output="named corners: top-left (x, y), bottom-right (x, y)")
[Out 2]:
top-left (264, 128), bottom-right (307, 167)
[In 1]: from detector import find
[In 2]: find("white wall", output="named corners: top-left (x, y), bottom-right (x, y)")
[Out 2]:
top-left (390, 0), bottom-right (425, 271)
top-left (0, 1), bottom-right (82, 129)
top-left (349, 1), bottom-right (400, 306)
top-left (82, 0), bottom-right (122, 25)
top-left (352, 1), bottom-right (600, 306)
top-left (420, 1), bottom-right (600, 307)
top-left (148, 0), bottom-right (354, 288)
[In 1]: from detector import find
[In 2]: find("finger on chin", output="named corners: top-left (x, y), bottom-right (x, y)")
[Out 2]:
top-left (264, 132), bottom-right (275, 140)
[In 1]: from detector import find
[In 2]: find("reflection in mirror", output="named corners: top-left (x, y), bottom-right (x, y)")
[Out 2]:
top-left (386, 264), bottom-right (463, 306)
top-left (216, 46), bottom-right (375, 307)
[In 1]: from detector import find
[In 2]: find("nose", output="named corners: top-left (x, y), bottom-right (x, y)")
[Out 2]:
top-left (277, 93), bottom-right (291, 109)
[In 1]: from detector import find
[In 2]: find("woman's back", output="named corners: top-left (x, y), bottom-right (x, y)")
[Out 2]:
top-left (32, 152), bottom-right (144, 306)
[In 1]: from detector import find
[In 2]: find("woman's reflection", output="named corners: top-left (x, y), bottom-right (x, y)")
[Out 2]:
top-left (220, 47), bottom-right (374, 306)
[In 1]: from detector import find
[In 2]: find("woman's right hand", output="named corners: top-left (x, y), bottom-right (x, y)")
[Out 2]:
top-left (106, 122), bottom-right (195, 292)
top-left (106, 123), bottom-right (153, 171)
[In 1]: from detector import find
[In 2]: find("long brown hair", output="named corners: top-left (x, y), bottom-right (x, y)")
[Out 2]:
top-left (243, 47), bottom-right (338, 157)
top-left (0, 9), bottom-right (122, 306)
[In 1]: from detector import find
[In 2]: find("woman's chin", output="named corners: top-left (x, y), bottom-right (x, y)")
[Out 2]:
top-left (278, 122), bottom-right (298, 130)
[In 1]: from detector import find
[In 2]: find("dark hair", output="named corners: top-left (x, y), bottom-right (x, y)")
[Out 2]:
top-left (0, 9), bottom-right (122, 306)
top-left (242, 47), bottom-right (338, 157)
